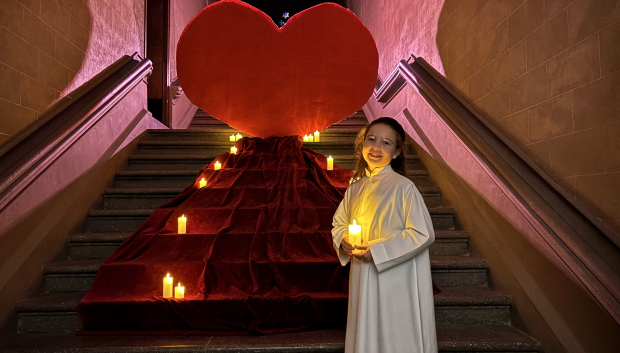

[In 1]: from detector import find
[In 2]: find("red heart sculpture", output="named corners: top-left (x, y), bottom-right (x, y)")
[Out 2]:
top-left (177, 0), bottom-right (378, 138)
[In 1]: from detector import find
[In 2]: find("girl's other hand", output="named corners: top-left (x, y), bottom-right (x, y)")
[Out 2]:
top-left (352, 243), bottom-right (373, 261)
top-left (341, 236), bottom-right (355, 255)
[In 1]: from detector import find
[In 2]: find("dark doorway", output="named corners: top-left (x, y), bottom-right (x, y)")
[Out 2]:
top-left (242, 0), bottom-right (348, 26)
top-left (146, 0), bottom-right (170, 125)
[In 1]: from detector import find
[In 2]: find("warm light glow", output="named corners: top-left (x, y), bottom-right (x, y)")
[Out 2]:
top-left (230, 135), bottom-right (235, 141)
top-left (303, 135), bottom-right (309, 142)
top-left (236, 133), bottom-right (242, 141)
top-left (349, 177), bottom-right (353, 184)
top-left (175, 282), bottom-right (185, 299)
top-left (199, 178), bottom-right (207, 188)
top-left (163, 273), bottom-right (173, 298)
top-left (327, 156), bottom-right (333, 171)
top-left (231, 146), bottom-right (237, 154)
top-left (308, 134), bottom-right (314, 142)
top-left (178, 214), bottom-right (187, 234)
top-left (214, 161), bottom-right (221, 170)
top-left (349, 219), bottom-right (363, 255)
top-left (314, 130), bottom-right (320, 142)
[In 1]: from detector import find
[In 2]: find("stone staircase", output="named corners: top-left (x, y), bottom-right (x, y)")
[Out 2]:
top-left (0, 110), bottom-right (540, 352)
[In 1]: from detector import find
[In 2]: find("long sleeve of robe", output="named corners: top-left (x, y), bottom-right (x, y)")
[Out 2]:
top-left (332, 165), bottom-right (438, 353)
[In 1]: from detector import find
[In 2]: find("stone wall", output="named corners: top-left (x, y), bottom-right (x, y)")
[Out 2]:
top-left (437, 0), bottom-right (620, 234)
top-left (0, 0), bottom-right (145, 147)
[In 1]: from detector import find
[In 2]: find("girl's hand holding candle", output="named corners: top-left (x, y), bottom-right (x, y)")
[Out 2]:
top-left (348, 220), bottom-right (364, 255)
top-left (163, 273), bottom-right (173, 298)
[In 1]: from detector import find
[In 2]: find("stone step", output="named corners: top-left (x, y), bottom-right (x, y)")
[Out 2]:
top-left (42, 255), bottom-right (485, 293)
top-left (144, 129), bottom-right (361, 142)
top-left (0, 326), bottom-right (540, 352)
top-left (102, 184), bottom-right (441, 210)
top-left (66, 230), bottom-right (468, 261)
top-left (126, 155), bottom-right (213, 171)
top-left (15, 287), bottom-right (509, 333)
top-left (85, 206), bottom-right (455, 233)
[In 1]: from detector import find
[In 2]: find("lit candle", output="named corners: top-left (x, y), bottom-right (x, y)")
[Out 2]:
top-left (230, 134), bottom-right (235, 141)
top-left (308, 134), bottom-right (314, 142)
top-left (314, 130), bottom-right (320, 142)
top-left (236, 133), bottom-right (242, 141)
top-left (178, 214), bottom-right (186, 234)
top-left (214, 161), bottom-right (221, 170)
top-left (163, 273), bottom-right (173, 298)
top-left (199, 178), bottom-right (207, 188)
top-left (175, 282), bottom-right (185, 299)
top-left (231, 146), bottom-right (237, 154)
top-left (349, 219), bottom-right (363, 255)
top-left (303, 135), bottom-right (309, 142)
top-left (327, 156), bottom-right (333, 170)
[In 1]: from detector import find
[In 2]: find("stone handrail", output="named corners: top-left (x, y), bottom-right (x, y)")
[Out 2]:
top-left (0, 53), bottom-right (153, 213)
top-left (374, 56), bottom-right (620, 324)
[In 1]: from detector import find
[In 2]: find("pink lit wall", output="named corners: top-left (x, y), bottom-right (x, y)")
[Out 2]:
top-left (0, 0), bottom-right (146, 147)
top-left (347, 0), bottom-right (620, 351)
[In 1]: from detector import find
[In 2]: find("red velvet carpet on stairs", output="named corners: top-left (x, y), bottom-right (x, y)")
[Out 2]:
top-left (77, 136), bottom-right (354, 335)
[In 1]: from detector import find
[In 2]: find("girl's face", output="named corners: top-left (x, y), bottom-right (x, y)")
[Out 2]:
top-left (362, 124), bottom-right (401, 172)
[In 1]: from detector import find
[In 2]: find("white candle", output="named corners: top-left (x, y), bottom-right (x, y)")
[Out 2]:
top-left (230, 135), bottom-right (235, 141)
top-left (175, 283), bottom-right (185, 299)
top-left (314, 130), bottom-right (320, 142)
top-left (199, 178), bottom-right (207, 188)
top-left (303, 135), bottom-right (309, 142)
top-left (214, 161), bottom-right (221, 170)
top-left (231, 146), bottom-right (237, 154)
top-left (163, 273), bottom-right (173, 298)
top-left (236, 133), bottom-right (242, 141)
top-left (349, 219), bottom-right (363, 255)
top-left (327, 156), bottom-right (333, 170)
top-left (178, 214), bottom-right (186, 234)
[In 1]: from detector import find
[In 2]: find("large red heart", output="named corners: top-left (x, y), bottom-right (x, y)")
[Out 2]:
top-left (176, 0), bottom-right (378, 138)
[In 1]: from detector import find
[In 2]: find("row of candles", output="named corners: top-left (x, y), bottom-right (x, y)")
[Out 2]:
top-left (163, 273), bottom-right (184, 299)
top-left (303, 130), bottom-right (321, 142)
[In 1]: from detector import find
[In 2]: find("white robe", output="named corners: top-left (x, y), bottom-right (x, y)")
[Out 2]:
top-left (332, 165), bottom-right (438, 353)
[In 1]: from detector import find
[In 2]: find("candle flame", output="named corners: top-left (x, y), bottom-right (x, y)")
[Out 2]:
top-left (166, 273), bottom-right (170, 278)
top-left (178, 283), bottom-right (182, 288)
top-left (181, 214), bottom-right (186, 220)
top-left (353, 219), bottom-right (357, 226)
top-left (201, 178), bottom-right (205, 182)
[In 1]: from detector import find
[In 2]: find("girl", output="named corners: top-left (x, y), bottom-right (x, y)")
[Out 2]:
top-left (332, 117), bottom-right (437, 353)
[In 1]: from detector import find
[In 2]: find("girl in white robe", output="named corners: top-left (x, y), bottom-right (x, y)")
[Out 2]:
top-left (332, 117), bottom-right (438, 353)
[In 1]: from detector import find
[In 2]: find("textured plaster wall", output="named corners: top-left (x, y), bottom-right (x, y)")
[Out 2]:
top-left (347, 0), bottom-right (620, 351)
top-left (0, 0), bottom-right (145, 147)
top-left (437, 0), bottom-right (620, 234)
top-left (169, 0), bottom-right (206, 129)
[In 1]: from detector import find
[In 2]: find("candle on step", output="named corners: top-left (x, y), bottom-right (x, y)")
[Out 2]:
top-left (199, 178), bottom-right (207, 188)
top-left (308, 134), bottom-right (314, 142)
top-left (231, 146), bottom-right (237, 154)
top-left (229, 134), bottom-right (235, 141)
top-left (236, 133), bottom-right (242, 141)
top-left (163, 273), bottom-right (173, 298)
top-left (303, 135), bottom-right (309, 142)
top-left (214, 161), bottom-right (221, 170)
top-left (314, 130), bottom-right (320, 142)
top-left (349, 219), bottom-right (363, 255)
top-left (175, 283), bottom-right (185, 299)
top-left (327, 156), bottom-right (333, 170)
top-left (178, 214), bottom-right (186, 234)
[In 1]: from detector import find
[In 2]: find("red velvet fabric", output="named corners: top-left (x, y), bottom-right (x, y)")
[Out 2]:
top-left (176, 0), bottom-right (379, 138)
top-left (78, 137), bottom-right (354, 334)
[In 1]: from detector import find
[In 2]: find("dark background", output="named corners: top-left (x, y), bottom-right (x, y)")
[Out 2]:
top-left (242, 0), bottom-right (348, 25)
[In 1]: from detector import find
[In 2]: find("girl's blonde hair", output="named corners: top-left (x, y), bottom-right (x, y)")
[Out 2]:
top-left (352, 117), bottom-right (407, 180)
